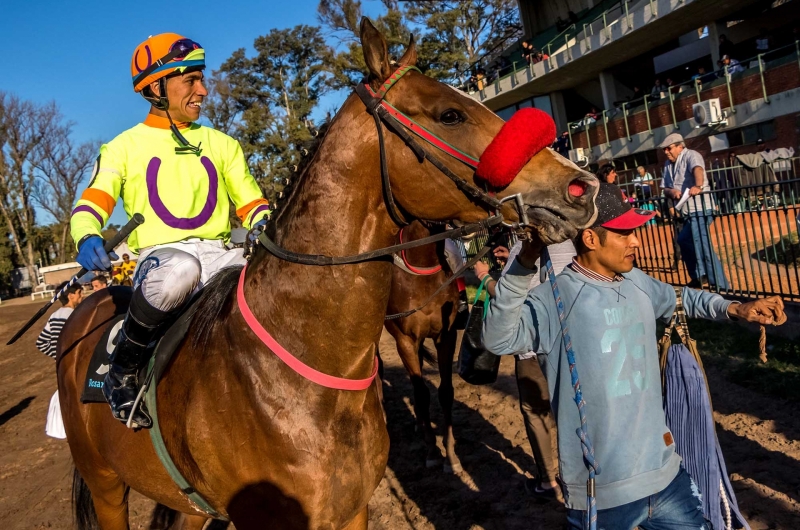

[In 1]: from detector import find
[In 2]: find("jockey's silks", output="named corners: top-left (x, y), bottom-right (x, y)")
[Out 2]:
top-left (71, 114), bottom-right (269, 253)
top-left (483, 264), bottom-right (733, 511)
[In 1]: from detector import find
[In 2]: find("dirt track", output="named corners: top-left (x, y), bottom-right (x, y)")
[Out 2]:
top-left (1, 297), bottom-right (799, 529)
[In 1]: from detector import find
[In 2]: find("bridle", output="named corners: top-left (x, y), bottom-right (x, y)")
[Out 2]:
top-left (254, 64), bottom-right (530, 268)
top-left (238, 64), bottom-right (535, 391)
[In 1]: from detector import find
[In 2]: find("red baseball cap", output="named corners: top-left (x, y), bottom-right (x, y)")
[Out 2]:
top-left (592, 183), bottom-right (655, 230)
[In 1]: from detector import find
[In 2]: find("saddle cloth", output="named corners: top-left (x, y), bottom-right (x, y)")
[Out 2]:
top-left (81, 289), bottom-right (201, 403)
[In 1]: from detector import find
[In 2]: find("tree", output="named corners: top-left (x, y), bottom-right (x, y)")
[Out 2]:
top-left (318, 0), bottom-right (522, 85)
top-left (31, 123), bottom-right (99, 263)
top-left (0, 93), bottom-right (59, 287)
top-left (205, 25), bottom-right (335, 201)
top-left (318, 0), bottom-right (421, 88)
top-left (404, 0), bottom-right (522, 82)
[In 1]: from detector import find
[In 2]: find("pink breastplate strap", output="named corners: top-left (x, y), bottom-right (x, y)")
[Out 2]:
top-left (236, 265), bottom-right (378, 391)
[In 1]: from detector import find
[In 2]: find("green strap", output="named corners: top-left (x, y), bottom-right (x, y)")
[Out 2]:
top-left (145, 359), bottom-right (224, 519)
top-left (474, 276), bottom-right (491, 320)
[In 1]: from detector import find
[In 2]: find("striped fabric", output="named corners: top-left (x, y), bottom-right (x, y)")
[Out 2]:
top-left (36, 307), bottom-right (74, 359)
top-left (569, 258), bottom-right (624, 283)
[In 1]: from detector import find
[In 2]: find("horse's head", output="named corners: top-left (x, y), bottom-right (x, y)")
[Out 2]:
top-left (358, 19), bottom-right (597, 244)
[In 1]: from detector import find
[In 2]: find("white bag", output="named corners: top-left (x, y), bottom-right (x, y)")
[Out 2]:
top-left (45, 390), bottom-right (66, 439)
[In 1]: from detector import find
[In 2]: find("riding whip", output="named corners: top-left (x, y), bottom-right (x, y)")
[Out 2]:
top-left (6, 213), bottom-right (145, 345)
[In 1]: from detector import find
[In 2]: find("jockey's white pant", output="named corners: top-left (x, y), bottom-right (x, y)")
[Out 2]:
top-left (132, 239), bottom-right (245, 313)
top-left (444, 238), bottom-right (466, 272)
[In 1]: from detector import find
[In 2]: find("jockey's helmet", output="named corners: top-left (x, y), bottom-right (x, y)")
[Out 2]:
top-left (131, 33), bottom-right (205, 108)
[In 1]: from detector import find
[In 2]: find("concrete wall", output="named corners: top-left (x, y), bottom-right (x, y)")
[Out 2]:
top-left (569, 60), bottom-right (800, 162)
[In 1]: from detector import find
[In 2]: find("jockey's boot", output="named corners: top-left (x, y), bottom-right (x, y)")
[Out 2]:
top-left (103, 290), bottom-right (171, 428)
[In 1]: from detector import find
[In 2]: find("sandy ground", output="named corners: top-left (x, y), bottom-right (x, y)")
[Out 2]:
top-left (1, 297), bottom-right (799, 529)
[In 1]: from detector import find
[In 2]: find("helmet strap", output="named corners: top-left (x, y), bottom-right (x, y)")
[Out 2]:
top-left (146, 77), bottom-right (202, 155)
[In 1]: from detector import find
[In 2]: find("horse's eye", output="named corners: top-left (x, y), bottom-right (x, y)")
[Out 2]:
top-left (440, 109), bottom-right (464, 125)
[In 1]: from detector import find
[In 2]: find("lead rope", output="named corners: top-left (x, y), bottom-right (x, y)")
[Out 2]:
top-left (542, 247), bottom-right (600, 530)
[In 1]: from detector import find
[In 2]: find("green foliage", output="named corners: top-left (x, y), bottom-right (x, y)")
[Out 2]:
top-left (204, 25), bottom-right (335, 202)
top-left (681, 319), bottom-right (800, 402)
top-left (318, 0), bottom-right (522, 85)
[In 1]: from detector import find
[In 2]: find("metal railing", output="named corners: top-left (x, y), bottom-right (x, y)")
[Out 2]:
top-left (632, 180), bottom-right (800, 302)
top-left (460, 161), bottom-right (800, 303)
top-left (454, 0), bottom-right (639, 93)
top-left (568, 40), bottom-right (800, 141)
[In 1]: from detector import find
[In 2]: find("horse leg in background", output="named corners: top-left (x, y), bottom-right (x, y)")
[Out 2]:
top-left (340, 507), bottom-right (368, 530)
top-left (394, 332), bottom-right (442, 468)
top-left (435, 326), bottom-right (462, 474)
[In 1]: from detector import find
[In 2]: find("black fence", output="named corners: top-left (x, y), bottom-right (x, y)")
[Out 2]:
top-left (458, 175), bottom-right (800, 303)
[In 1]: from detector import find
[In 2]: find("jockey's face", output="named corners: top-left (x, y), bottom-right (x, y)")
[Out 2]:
top-left (165, 70), bottom-right (208, 123)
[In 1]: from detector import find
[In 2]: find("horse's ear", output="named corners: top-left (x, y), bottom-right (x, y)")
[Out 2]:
top-left (360, 17), bottom-right (392, 90)
top-left (397, 34), bottom-right (417, 68)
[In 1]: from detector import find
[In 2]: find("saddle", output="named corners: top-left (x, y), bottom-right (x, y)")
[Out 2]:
top-left (81, 289), bottom-right (201, 404)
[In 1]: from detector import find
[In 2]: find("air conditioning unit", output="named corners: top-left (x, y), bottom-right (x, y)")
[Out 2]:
top-left (569, 147), bottom-right (590, 165)
top-left (693, 98), bottom-right (725, 126)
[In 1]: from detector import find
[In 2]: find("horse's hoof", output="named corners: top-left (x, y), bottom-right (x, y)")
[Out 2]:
top-left (443, 462), bottom-right (463, 474)
top-left (426, 458), bottom-right (443, 469)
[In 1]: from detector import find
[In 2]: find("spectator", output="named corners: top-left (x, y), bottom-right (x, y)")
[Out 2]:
top-left (483, 182), bottom-right (785, 530)
top-left (553, 131), bottom-right (571, 157)
top-left (476, 68), bottom-right (487, 90)
top-left (596, 163), bottom-right (617, 184)
top-left (36, 281), bottom-right (83, 358)
top-left (91, 275), bottom-right (108, 291)
top-left (583, 107), bottom-right (599, 126)
top-left (755, 28), bottom-right (770, 53)
top-left (633, 165), bottom-right (655, 199)
top-left (718, 34), bottom-right (735, 60)
top-left (535, 50), bottom-right (548, 62)
top-left (568, 10), bottom-right (579, 26)
top-left (521, 40), bottom-right (534, 64)
top-left (659, 132), bottom-right (730, 289)
top-left (720, 55), bottom-right (744, 76)
top-left (119, 253), bottom-right (137, 287)
top-left (474, 239), bottom-right (576, 502)
top-left (651, 78), bottom-right (667, 98)
top-left (630, 86), bottom-right (643, 101)
top-left (36, 280), bottom-right (84, 440)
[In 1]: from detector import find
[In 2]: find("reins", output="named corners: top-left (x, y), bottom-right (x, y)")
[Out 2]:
top-left (243, 64), bottom-right (523, 390)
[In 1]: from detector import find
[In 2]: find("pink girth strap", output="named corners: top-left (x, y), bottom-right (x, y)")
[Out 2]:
top-left (237, 265), bottom-right (378, 391)
top-left (399, 228), bottom-right (442, 276)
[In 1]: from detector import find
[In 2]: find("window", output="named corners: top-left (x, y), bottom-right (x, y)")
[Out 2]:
top-left (726, 120), bottom-right (776, 147)
top-left (497, 106), bottom-right (515, 121)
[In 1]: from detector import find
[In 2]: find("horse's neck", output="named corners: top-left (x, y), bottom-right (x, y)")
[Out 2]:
top-left (245, 97), bottom-right (396, 377)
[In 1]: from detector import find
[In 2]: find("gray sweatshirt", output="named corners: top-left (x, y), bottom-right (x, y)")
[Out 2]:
top-left (483, 260), bottom-right (732, 510)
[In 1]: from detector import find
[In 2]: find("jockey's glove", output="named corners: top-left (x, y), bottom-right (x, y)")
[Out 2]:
top-left (244, 216), bottom-right (269, 260)
top-left (76, 235), bottom-right (118, 271)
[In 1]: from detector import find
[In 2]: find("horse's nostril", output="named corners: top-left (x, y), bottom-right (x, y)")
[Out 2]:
top-left (568, 179), bottom-right (588, 198)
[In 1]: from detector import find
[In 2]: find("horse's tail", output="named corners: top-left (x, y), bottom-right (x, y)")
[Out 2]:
top-left (72, 467), bottom-right (99, 530)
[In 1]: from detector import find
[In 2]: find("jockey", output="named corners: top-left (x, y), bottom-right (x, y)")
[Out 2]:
top-left (70, 33), bottom-right (269, 428)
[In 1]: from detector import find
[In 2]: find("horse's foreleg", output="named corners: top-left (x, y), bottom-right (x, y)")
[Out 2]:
top-left (84, 466), bottom-right (130, 530)
top-left (179, 513), bottom-right (215, 530)
top-left (436, 328), bottom-right (462, 474)
top-left (340, 507), bottom-right (368, 530)
top-left (394, 333), bottom-right (441, 468)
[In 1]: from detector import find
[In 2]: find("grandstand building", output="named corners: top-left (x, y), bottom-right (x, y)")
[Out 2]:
top-left (467, 0), bottom-right (800, 183)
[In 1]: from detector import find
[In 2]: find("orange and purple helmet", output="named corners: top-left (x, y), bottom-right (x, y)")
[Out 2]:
top-left (131, 33), bottom-right (205, 93)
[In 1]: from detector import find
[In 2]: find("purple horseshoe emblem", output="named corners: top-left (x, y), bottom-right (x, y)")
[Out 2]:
top-left (146, 156), bottom-right (219, 230)
top-left (134, 45), bottom-right (153, 73)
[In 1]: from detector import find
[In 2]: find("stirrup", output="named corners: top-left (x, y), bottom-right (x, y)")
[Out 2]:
top-left (104, 370), bottom-right (153, 429)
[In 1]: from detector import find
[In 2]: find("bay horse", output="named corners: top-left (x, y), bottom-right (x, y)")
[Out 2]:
top-left (57, 19), bottom-right (598, 530)
top-left (384, 221), bottom-right (465, 473)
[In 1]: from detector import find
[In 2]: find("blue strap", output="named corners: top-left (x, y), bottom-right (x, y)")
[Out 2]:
top-left (542, 247), bottom-right (601, 530)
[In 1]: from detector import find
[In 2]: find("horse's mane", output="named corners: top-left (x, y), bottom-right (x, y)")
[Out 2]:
top-left (191, 119), bottom-right (334, 350)
top-left (192, 265), bottom-right (243, 350)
